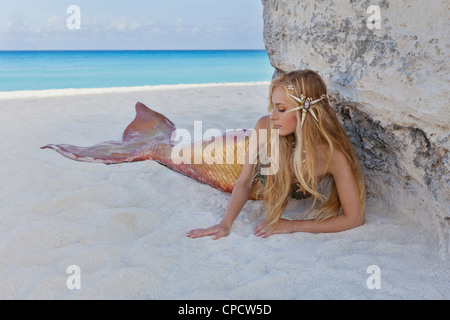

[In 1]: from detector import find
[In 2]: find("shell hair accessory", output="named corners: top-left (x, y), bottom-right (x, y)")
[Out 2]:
top-left (285, 85), bottom-right (327, 128)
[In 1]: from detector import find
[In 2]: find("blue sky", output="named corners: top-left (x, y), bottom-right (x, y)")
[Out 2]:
top-left (0, 0), bottom-right (265, 50)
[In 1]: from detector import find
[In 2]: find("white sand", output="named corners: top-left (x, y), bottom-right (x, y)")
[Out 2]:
top-left (0, 83), bottom-right (448, 299)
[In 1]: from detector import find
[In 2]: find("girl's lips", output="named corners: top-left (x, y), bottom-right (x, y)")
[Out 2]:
top-left (275, 125), bottom-right (282, 129)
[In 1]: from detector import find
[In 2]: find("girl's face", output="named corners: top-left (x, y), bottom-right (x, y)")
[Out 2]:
top-left (270, 86), bottom-right (298, 136)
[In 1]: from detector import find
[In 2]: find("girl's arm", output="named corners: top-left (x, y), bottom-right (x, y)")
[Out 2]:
top-left (254, 148), bottom-right (364, 237)
top-left (186, 116), bottom-right (269, 240)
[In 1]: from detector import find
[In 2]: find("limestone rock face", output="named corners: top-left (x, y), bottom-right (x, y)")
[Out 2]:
top-left (261, 0), bottom-right (449, 257)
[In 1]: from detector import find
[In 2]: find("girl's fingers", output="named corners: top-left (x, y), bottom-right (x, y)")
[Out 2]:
top-left (254, 229), bottom-right (266, 237)
top-left (253, 223), bottom-right (262, 234)
top-left (261, 231), bottom-right (274, 238)
top-left (189, 223), bottom-right (274, 239)
top-left (211, 231), bottom-right (221, 240)
top-left (253, 220), bottom-right (268, 236)
top-left (186, 228), bottom-right (212, 238)
top-left (187, 226), bottom-right (223, 239)
top-left (254, 221), bottom-right (277, 238)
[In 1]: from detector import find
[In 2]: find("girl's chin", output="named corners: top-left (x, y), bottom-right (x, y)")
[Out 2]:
top-left (277, 128), bottom-right (295, 136)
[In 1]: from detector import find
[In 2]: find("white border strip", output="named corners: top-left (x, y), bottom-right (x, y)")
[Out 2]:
top-left (0, 82), bottom-right (271, 100)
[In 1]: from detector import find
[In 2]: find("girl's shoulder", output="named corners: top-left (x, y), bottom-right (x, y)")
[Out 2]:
top-left (316, 144), bottom-right (350, 176)
top-left (254, 115), bottom-right (271, 130)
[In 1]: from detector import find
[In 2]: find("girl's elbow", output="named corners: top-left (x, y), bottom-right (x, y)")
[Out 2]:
top-left (355, 218), bottom-right (365, 228)
top-left (234, 178), bottom-right (253, 193)
top-left (350, 213), bottom-right (365, 229)
top-left (341, 210), bottom-right (364, 230)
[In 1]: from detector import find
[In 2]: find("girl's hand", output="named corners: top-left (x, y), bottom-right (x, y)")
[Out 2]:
top-left (186, 223), bottom-right (230, 240)
top-left (254, 218), bottom-right (293, 238)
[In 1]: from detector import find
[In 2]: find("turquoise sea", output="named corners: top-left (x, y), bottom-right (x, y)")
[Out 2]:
top-left (0, 50), bottom-right (274, 92)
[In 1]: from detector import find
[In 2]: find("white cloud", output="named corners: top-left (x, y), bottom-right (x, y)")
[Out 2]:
top-left (175, 18), bottom-right (184, 33)
top-left (175, 18), bottom-right (184, 28)
top-left (111, 19), bottom-right (127, 32)
top-left (44, 15), bottom-right (66, 32)
top-left (0, 2), bottom-right (265, 50)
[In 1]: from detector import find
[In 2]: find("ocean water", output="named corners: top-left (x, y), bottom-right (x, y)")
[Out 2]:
top-left (0, 50), bottom-right (274, 92)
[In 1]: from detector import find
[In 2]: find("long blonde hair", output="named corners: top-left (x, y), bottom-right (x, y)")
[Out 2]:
top-left (256, 70), bottom-right (366, 231)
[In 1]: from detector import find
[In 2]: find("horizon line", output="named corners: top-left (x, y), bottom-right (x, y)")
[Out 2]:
top-left (0, 48), bottom-right (267, 52)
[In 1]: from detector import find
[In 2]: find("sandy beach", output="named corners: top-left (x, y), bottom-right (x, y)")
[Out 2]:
top-left (0, 82), bottom-right (448, 299)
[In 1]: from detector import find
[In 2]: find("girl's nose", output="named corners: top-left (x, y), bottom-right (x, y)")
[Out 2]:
top-left (270, 109), bottom-right (278, 120)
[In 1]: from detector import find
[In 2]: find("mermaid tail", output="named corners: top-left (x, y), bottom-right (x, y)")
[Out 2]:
top-left (42, 102), bottom-right (259, 199)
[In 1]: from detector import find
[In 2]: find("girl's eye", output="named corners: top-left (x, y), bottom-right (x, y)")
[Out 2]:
top-left (278, 108), bottom-right (286, 113)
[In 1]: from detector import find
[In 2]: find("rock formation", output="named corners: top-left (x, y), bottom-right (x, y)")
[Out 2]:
top-left (261, 0), bottom-right (449, 257)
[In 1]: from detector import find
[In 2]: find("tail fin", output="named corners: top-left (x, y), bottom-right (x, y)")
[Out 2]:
top-left (122, 102), bottom-right (175, 141)
top-left (41, 102), bottom-right (176, 164)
